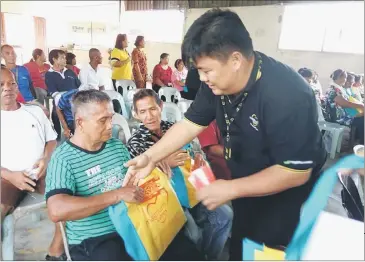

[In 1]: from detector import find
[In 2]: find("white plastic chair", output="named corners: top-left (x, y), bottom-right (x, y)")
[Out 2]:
top-left (112, 113), bottom-right (131, 143)
top-left (161, 102), bottom-right (182, 123)
top-left (125, 89), bottom-right (138, 119)
top-left (103, 90), bottom-right (130, 119)
top-left (158, 87), bottom-right (181, 103)
top-left (115, 79), bottom-right (137, 97)
top-left (316, 98), bottom-right (348, 159)
top-left (2, 193), bottom-right (46, 260)
top-left (177, 100), bottom-right (193, 117)
top-left (53, 91), bottom-right (67, 107)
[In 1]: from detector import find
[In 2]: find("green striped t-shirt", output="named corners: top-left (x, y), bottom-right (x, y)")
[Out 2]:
top-left (45, 138), bottom-right (130, 245)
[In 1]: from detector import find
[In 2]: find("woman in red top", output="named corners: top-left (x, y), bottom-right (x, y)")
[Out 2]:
top-left (65, 52), bottom-right (80, 76)
top-left (24, 49), bottom-right (50, 105)
top-left (152, 53), bottom-right (172, 93)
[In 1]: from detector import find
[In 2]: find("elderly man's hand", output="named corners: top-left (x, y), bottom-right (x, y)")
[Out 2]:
top-left (167, 150), bottom-right (189, 169)
top-left (32, 157), bottom-right (50, 180)
top-left (7, 171), bottom-right (36, 192)
top-left (119, 185), bottom-right (144, 203)
top-left (156, 159), bottom-right (172, 178)
top-left (123, 154), bottom-right (156, 186)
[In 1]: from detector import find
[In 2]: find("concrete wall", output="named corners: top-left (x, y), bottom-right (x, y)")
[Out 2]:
top-left (147, 5), bottom-right (364, 90)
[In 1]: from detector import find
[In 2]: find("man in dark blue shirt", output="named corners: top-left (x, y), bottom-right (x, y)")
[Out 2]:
top-left (46, 49), bottom-right (80, 138)
top-left (56, 89), bottom-right (78, 138)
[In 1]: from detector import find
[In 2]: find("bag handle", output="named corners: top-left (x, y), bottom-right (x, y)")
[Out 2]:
top-left (286, 154), bottom-right (364, 260)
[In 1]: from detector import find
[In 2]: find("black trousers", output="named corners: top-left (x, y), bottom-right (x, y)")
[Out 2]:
top-left (352, 117), bottom-right (364, 144)
top-left (51, 102), bottom-right (61, 139)
top-left (229, 173), bottom-right (319, 260)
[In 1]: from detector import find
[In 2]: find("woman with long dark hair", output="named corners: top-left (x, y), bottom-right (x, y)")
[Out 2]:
top-left (132, 36), bottom-right (148, 89)
top-left (110, 34), bottom-right (133, 91)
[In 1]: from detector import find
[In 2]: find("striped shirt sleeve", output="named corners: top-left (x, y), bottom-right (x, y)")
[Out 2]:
top-left (45, 153), bottom-right (75, 200)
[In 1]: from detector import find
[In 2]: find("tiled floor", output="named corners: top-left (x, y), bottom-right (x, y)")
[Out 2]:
top-left (13, 154), bottom-right (362, 260)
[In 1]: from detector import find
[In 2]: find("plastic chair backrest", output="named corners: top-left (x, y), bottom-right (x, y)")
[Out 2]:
top-left (338, 173), bottom-right (364, 221)
top-left (161, 102), bottom-right (182, 123)
top-left (103, 90), bottom-right (130, 119)
top-left (116, 80), bottom-right (136, 96)
top-left (315, 97), bottom-right (325, 122)
top-left (177, 100), bottom-right (192, 114)
top-left (285, 154), bottom-right (364, 260)
top-left (112, 113), bottom-right (131, 142)
top-left (158, 87), bottom-right (181, 103)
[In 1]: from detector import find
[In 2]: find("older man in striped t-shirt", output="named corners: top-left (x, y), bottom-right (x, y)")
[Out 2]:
top-left (45, 90), bottom-right (143, 260)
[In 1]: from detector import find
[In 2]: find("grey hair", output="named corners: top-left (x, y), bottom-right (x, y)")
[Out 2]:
top-left (71, 90), bottom-right (111, 118)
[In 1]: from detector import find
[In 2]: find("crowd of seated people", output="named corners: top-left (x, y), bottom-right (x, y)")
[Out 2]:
top-left (298, 67), bottom-right (364, 144)
top-left (2, 29), bottom-right (365, 261)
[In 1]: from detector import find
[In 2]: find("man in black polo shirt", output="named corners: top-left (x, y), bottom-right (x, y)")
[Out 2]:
top-left (124, 8), bottom-right (327, 260)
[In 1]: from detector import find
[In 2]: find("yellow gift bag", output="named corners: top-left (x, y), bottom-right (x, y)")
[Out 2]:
top-left (109, 168), bottom-right (187, 261)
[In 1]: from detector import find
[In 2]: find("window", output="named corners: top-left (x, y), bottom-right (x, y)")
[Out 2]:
top-left (4, 13), bottom-right (35, 63)
top-left (279, 2), bottom-right (364, 54)
top-left (120, 10), bottom-right (185, 44)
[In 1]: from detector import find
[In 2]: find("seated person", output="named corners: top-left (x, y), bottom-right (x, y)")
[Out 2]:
top-left (152, 53), bottom-right (172, 93)
top-left (353, 74), bottom-right (364, 99)
top-left (323, 69), bottom-right (364, 144)
top-left (65, 52), bottom-right (80, 76)
top-left (198, 120), bottom-right (231, 180)
top-left (56, 89), bottom-right (79, 139)
top-left (79, 48), bottom-right (105, 91)
top-left (46, 49), bottom-right (81, 139)
top-left (0, 66), bottom-right (63, 261)
top-left (171, 59), bottom-right (188, 93)
top-left (45, 90), bottom-right (202, 261)
top-left (1, 44), bottom-right (36, 102)
top-left (127, 89), bottom-right (232, 260)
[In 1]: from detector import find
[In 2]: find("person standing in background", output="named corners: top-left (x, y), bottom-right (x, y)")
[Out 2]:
top-left (132, 36), bottom-right (148, 89)
top-left (171, 59), bottom-right (188, 94)
top-left (65, 52), bottom-right (80, 76)
top-left (111, 34), bottom-right (133, 91)
top-left (1, 45), bottom-right (36, 102)
top-left (24, 49), bottom-right (50, 105)
top-left (152, 53), bottom-right (172, 93)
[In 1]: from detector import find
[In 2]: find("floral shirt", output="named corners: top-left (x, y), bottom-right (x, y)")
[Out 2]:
top-left (323, 84), bottom-right (353, 126)
top-left (132, 48), bottom-right (147, 82)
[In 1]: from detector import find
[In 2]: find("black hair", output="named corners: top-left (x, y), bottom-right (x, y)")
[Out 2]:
top-left (181, 8), bottom-right (254, 65)
top-left (355, 74), bottom-right (362, 83)
top-left (346, 73), bottom-right (355, 82)
top-left (115, 34), bottom-right (127, 50)
top-left (134, 36), bottom-right (144, 47)
top-left (71, 90), bottom-right (111, 118)
top-left (174, 59), bottom-right (183, 69)
top-left (330, 69), bottom-right (346, 81)
top-left (89, 48), bottom-right (100, 59)
top-left (48, 49), bottom-right (66, 65)
top-left (66, 52), bottom-right (76, 65)
top-left (160, 53), bottom-right (169, 60)
top-left (298, 68), bottom-right (313, 78)
top-left (133, 89), bottom-right (162, 112)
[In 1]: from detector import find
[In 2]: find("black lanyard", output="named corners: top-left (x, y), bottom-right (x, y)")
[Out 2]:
top-left (221, 52), bottom-right (262, 160)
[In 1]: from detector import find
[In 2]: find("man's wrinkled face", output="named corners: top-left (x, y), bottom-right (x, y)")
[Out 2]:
top-left (76, 101), bottom-right (114, 143)
top-left (1, 46), bottom-right (17, 64)
top-left (54, 53), bottom-right (66, 69)
top-left (135, 96), bottom-right (162, 133)
top-left (1, 68), bottom-right (18, 106)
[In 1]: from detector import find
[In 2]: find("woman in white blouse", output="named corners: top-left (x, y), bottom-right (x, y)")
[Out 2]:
top-left (171, 59), bottom-right (188, 94)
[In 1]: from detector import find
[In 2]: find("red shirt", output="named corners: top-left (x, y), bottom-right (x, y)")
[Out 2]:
top-left (24, 61), bottom-right (50, 90)
top-left (71, 65), bottom-right (80, 76)
top-left (198, 120), bottom-right (231, 180)
top-left (16, 92), bottom-right (25, 103)
top-left (153, 64), bottom-right (172, 86)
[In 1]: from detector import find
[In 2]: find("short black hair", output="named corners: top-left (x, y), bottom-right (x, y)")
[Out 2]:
top-left (89, 48), bottom-right (100, 59)
top-left (331, 69), bottom-right (346, 81)
top-left (133, 89), bottom-right (162, 112)
top-left (355, 74), bottom-right (362, 83)
top-left (66, 52), bottom-right (76, 65)
top-left (174, 59), bottom-right (183, 69)
top-left (181, 8), bottom-right (254, 65)
top-left (298, 68), bottom-right (313, 78)
top-left (48, 49), bottom-right (66, 65)
top-left (134, 35), bottom-right (144, 47)
top-left (71, 89), bottom-right (111, 118)
top-left (160, 53), bottom-right (169, 60)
